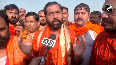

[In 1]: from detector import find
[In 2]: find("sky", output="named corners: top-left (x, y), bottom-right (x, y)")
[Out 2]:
top-left (0, 0), bottom-right (105, 22)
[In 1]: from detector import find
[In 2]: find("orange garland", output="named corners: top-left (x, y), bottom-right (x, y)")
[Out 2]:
top-left (21, 30), bottom-right (33, 43)
top-left (21, 28), bottom-right (40, 43)
top-left (69, 21), bottom-right (103, 36)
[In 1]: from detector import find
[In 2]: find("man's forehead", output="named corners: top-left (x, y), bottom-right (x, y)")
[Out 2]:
top-left (47, 4), bottom-right (61, 10)
top-left (7, 9), bottom-right (18, 12)
top-left (104, 0), bottom-right (116, 7)
top-left (39, 11), bottom-right (44, 14)
top-left (75, 7), bottom-right (88, 12)
top-left (63, 9), bottom-right (68, 12)
top-left (20, 8), bottom-right (25, 11)
top-left (26, 16), bottom-right (34, 19)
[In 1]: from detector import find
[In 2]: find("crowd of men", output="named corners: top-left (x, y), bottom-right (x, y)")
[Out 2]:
top-left (0, 0), bottom-right (116, 65)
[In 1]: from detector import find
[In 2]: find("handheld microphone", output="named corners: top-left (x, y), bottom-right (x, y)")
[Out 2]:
top-left (40, 34), bottom-right (56, 62)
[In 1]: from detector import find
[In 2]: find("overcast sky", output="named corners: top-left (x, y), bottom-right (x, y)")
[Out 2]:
top-left (0, 0), bottom-right (105, 22)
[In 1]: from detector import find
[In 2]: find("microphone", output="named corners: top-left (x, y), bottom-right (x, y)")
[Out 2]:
top-left (40, 34), bottom-right (56, 62)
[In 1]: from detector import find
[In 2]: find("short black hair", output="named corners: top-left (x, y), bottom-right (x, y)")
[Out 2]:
top-left (90, 11), bottom-right (101, 18)
top-left (38, 10), bottom-right (44, 17)
top-left (38, 10), bottom-right (44, 14)
top-left (44, 1), bottom-right (62, 16)
top-left (74, 3), bottom-right (90, 13)
top-left (61, 6), bottom-right (69, 13)
top-left (0, 10), bottom-right (9, 26)
top-left (25, 12), bottom-right (39, 22)
top-left (4, 4), bottom-right (19, 13)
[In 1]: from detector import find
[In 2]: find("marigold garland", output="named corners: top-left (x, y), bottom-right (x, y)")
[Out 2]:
top-left (21, 28), bottom-right (40, 43)
top-left (21, 30), bottom-right (33, 43)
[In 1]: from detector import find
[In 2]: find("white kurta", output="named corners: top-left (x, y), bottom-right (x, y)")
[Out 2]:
top-left (79, 30), bottom-right (95, 65)
top-left (0, 56), bottom-right (7, 65)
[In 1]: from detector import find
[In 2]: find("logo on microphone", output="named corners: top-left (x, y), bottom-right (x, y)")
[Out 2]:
top-left (41, 38), bottom-right (56, 47)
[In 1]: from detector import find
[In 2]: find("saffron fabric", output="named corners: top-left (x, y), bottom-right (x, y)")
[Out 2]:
top-left (90, 32), bottom-right (116, 65)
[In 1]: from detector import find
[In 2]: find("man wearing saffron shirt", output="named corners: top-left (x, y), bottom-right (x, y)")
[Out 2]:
top-left (90, 0), bottom-right (116, 65)
top-left (32, 2), bottom-right (86, 65)
top-left (18, 1), bottom-right (86, 65)
top-left (0, 10), bottom-right (44, 65)
top-left (18, 12), bottom-right (39, 55)
top-left (69, 3), bottom-right (103, 65)
top-left (0, 10), bottom-right (10, 65)
top-left (38, 10), bottom-right (47, 31)
top-left (61, 6), bottom-right (72, 27)
top-left (4, 4), bottom-right (19, 35)
top-left (0, 10), bottom-right (27, 65)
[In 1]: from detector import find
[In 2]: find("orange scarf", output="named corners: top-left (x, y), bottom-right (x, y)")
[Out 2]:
top-left (9, 25), bottom-right (15, 35)
top-left (32, 25), bottom-right (75, 65)
top-left (6, 36), bottom-right (26, 65)
top-left (33, 26), bottom-right (65, 65)
top-left (69, 21), bottom-right (103, 36)
top-left (90, 32), bottom-right (116, 65)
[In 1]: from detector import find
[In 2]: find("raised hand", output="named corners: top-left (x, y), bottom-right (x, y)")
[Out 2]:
top-left (73, 35), bottom-right (86, 56)
top-left (17, 35), bottom-right (32, 55)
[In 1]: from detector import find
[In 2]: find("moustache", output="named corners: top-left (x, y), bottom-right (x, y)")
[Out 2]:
top-left (41, 19), bottom-right (45, 22)
top-left (52, 19), bottom-right (61, 24)
top-left (0, 36), bottom-right (5, 40)
top-left (11, 17), bottom-right (17, 20)
top-left (19, 14), bottom-right (25, 18)
top-left (77, 18), bottom-right (83, 21)
top-left (0, 36), bottom-right (6, 42)
top-left (0, 36), bottom-right (9, 48)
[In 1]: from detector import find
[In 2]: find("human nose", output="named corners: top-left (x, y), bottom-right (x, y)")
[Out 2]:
top-left (101, 12), bottom-right (108, 19)
top-left (78, 13), bottom-right (83, 18)
top-left (53, 13), bottom-right (58, 19)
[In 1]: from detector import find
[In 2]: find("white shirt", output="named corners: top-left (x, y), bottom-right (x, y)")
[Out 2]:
top-left (0, 56), bottom-right (7, 65)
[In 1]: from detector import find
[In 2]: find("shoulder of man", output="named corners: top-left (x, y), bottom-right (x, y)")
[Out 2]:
top-left (91, 23), bottom-right (104, 34)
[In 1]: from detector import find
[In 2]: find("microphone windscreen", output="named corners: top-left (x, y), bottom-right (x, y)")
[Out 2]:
top-left (49, 34), bottom-right (56, 40)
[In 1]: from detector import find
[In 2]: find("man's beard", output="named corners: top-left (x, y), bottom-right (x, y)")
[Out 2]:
top-left (40, 22), bottom-right (46, 26)
top-left (0, 33), bottom-right (10, 49)
top-left (48, 18), bottom-right (62, 31)
top-left (9, 17), bottom-right (18, 24)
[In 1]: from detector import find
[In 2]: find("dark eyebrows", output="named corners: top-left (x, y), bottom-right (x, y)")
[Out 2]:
top-left (39, 15), bottom-right (45, 17)
top-left (30, 20), bottom-right (33, 22)
top-left (8, 12), bottom-right (13, 13)
top-left (56, 10), bottom-right (61, 13)
top-left (48, 12), bottom-right (54, 14)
